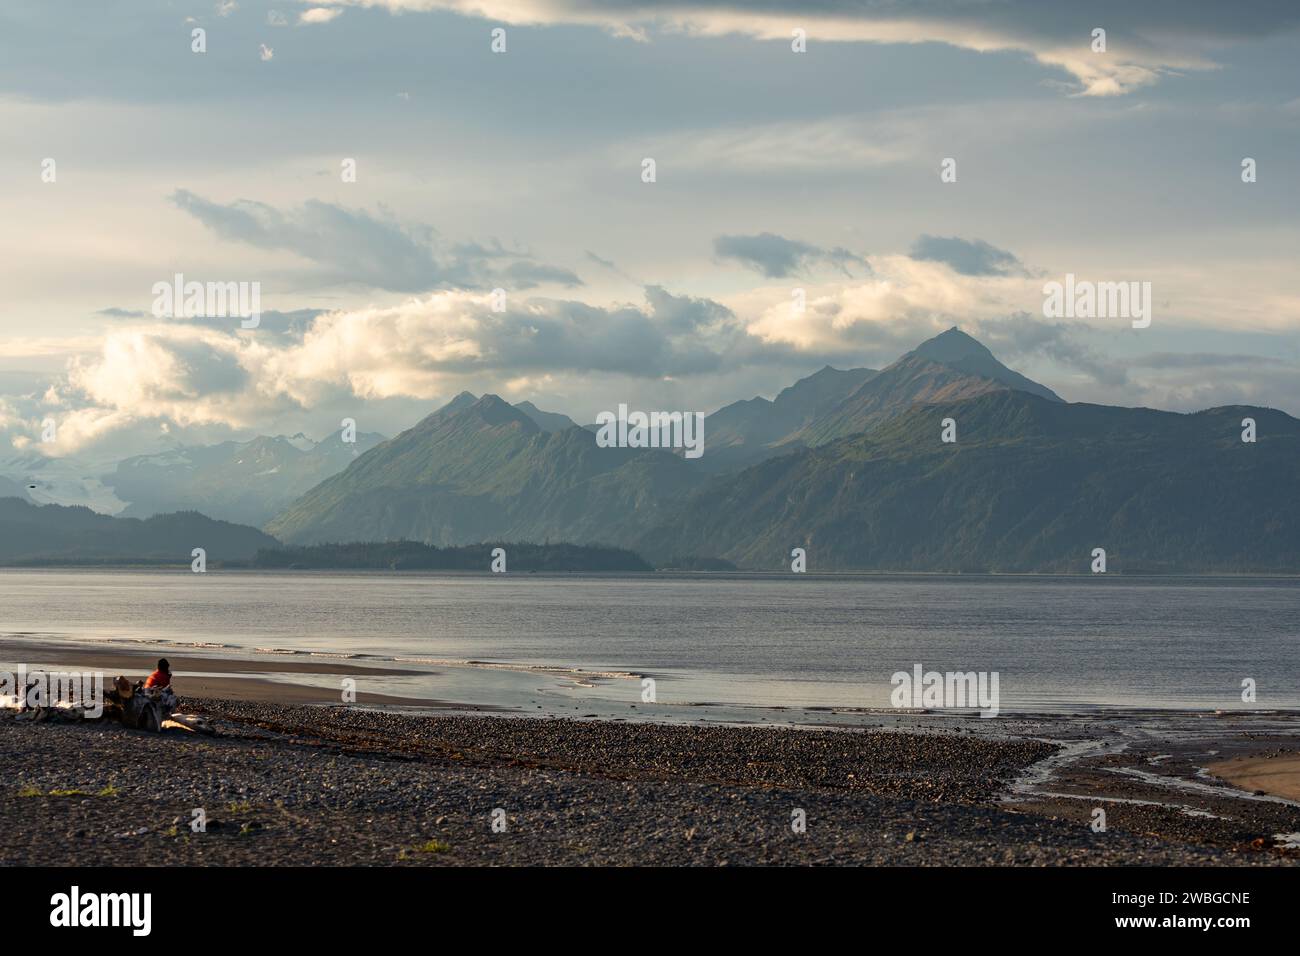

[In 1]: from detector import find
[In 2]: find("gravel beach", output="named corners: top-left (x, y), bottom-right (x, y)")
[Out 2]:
top-left (4, 698), bottom-right (1298, 866)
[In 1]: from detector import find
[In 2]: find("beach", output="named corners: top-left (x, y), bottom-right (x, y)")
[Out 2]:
top-left (2, 646), bottom-right (1298, 866)
top-left (0, 639), bottom-right (459, 708)
top-left (1209, 755), bottom-right (1300, 803)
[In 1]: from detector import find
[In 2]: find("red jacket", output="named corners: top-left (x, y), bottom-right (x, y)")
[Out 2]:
top-left (144, 669), bottom-right (171, 689)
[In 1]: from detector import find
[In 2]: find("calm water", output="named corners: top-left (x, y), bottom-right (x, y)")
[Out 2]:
top-left (1, 569), bottom-right (1297, 714)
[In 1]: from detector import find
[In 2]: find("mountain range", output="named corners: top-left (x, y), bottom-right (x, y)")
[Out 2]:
top-left (104, 431), bottom-right (386, 526)
top-left (263, 327), bottom-right (1298, 572)
top-left (4, 328), bottom-right (1297, 572)
top-left (700, 364), bottom-right (877, 471)
top-left (265, 394), bottom-right (700, 546)
top-left (0, 497), bottom-right (277, 564)
top-left (798, 328), bottom-right (1062, 445)
top-left (637, 391), bottom-right (1299, 571)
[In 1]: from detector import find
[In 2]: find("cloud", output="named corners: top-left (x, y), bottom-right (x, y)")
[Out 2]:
top-left (9, 326), bottom-right (291, 459)
top-left (299, 0), bottom-right (1300, 95)
top-left (714, 233), bottom-right (866, 279)
top-left (739, 254), bottom-right (1042, 365)
top-left (16, 268), bottom-right (1300, 457)
top-left (972, 313), bottom-right (1127, 387)
top-left (628, 114), bottom-right (922, 173)
top-left (585, 251), bottom-right (641, 285)
top-left (1053, 347), bottom-right (1300, 413)
top-left (95, 307), bottom-right (149, 319)
top-left (69, 328), bottom-right (251, 414)
top-left (283, 286), bottom-right (744, 388)
top-left (13, 286), bottom-right (764, 453)
top-left (299, 7), bottom-right (342, 24)
top-left (167, 308), bottom-right (327, 340)
top-left (964, 317), bottom-right (1300, 402)
top-left (910, 235), bottom-right (1028, 277)
top-left (1129, 352), bottom-right (1288, 370)
top-left (0, 335), bottom-right (108, 360)
top-left (97, 304), bottom-right (326, 344)
top-left (169, 190), bottom-right (581, 293)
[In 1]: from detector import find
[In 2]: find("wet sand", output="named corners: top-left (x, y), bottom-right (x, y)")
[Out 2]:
top-left (154, 675), bottom-right (451, 707)
top-left (0, 639), bottom-right (423, 677)
top-left (1209, 754), bottom-right (1300, 802)
top-left (0, 639), bottom-right (449, 707)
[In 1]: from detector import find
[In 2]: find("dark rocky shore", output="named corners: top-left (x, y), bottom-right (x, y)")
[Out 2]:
top-left (2, 699), bottom-right (1296, 866)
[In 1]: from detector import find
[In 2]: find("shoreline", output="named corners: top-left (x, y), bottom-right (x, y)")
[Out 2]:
top-left (0, 639), bottom-right (463, 708)
top-left (5, 635), bottom-right (1300, 864)
top-left (2, 692), bottom-right (1298, 865)
top-left (5, 635), bottom-right (1300, 725)
top-left (6, 565), bottom-right (1300, 579)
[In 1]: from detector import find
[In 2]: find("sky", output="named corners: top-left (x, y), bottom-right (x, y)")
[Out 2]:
top-left (2, 0), bottom-right (1299, 463)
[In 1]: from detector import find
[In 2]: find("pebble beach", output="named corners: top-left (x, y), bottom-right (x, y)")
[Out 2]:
top-left (4, 692), bottom-right (1299, 866)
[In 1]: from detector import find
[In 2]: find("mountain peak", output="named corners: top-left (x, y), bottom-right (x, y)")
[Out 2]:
top-left (412, 391), bottom-right (537, 438)
top-left (440, 391), bottom-right (479, 414)
top-left (906, 327), bottom-right (1061, 403)
top-left (469, 393), bottom-right (539, 430)
top-left (911, 327), bottom-right (993, 364)
top-left (772, 364), bottom-right (879, 413)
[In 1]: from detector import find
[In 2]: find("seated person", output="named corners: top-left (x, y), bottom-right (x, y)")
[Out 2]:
top-left (144, 658), bottom-right (172, 690)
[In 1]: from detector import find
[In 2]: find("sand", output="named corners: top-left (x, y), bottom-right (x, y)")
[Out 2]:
top-left (0, 639), bottom-right (446, 708)
top-left (1209, 754), bottom-right (1300, 802)
top-left (0, 639), bottom-right (422, 677)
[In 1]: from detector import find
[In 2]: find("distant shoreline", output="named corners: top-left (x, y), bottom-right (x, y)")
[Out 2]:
top-left (3, 563), bottom-right (1300, 579)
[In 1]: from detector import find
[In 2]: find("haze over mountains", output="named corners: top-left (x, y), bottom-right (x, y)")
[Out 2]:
top-left (2, 328), bottom-right (1296, 571)
top-left (0, 497), bottom-right (276, 564)
top-left (0, 450), bottom-right (123, 514)
top-left (106, 431), bottom-right (387, 526)
top-left (0, 396), bottom-right (579, 529)
top-left (0, 475), bottom-right (32, 502)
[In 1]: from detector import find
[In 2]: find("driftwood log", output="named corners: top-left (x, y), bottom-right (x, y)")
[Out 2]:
top-left (102, 676), bottom-right (177, 732)
top-left (5, 675), bottom-right (210, 733)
